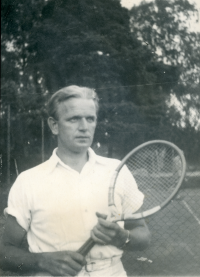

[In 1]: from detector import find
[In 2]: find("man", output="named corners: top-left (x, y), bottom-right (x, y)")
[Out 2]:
top-left (0, 86), bottom-right (150, 276)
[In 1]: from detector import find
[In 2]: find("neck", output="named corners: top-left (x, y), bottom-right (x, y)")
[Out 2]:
top-left (56, 146), bottom-right (88, 173)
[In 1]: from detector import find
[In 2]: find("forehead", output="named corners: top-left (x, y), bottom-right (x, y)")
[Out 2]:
top-left (57, 98), bottom-right (97, 117)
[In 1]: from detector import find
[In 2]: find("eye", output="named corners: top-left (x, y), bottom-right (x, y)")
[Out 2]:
top-left (69, 117), bottom-right (79, 123)
top-left (87, 117), bottom-right (96, 123)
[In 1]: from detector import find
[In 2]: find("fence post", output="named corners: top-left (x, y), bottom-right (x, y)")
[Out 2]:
top-left (42, 118), bottom-right (44, 162)
top-left (7, 104), bottom-right (10, 186)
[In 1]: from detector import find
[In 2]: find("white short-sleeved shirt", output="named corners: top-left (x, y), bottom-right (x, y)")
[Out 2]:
top-left (4, 148), bottom-right (144, 261)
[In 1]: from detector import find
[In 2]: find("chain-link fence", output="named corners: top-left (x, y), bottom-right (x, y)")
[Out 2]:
top-left (0, 102), bottom-right (200, 276)
top-left (122, 174), bottom-right (200, 276)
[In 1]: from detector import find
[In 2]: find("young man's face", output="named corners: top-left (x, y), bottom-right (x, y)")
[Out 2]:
top-left (53, 98), bottom-right (97, 154)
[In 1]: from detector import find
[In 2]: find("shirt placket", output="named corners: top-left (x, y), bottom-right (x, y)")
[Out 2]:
top-left (78, 163), bottom-right (97, 239)
top-left (77, 169), bottom-right (90, 238)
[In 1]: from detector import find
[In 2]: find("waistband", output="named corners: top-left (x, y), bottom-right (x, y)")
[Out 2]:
top-left (85, 256), bottom-right (121, 272)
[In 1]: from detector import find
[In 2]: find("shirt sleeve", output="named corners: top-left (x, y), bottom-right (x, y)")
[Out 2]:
top-left (115, 165), bottom-right (144, 215)
top-left (4, 173), bottom-right (32, 231)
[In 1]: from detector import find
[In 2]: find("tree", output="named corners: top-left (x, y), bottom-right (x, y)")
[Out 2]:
top-left (130, 0), bottom-right (200, 131)
top-left (130, 0), bottom-right (200, 84)
top-left (1, 0), bottom-right (199, 186)
top-left (1, 0), bottom-right (157, 182)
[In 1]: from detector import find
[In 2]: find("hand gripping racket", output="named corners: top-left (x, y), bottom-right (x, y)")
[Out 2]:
top-left (77, 140), bottom-right (186, 256)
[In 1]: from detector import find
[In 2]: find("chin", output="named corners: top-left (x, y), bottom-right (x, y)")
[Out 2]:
top-left (73, 143), bottom-right (91, 152)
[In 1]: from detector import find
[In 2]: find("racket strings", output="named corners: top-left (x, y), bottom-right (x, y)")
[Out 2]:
top-left (122, 144), bottom-right (184, 213)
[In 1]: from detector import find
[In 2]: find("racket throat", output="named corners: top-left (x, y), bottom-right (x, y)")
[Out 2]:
top-left (107, 204), bottom-right (119, 221)
top-left (124, 206), bottom-right (161, 220)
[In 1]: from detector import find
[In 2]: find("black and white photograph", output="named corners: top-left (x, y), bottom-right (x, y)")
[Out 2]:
top-left (1, 0), bottom-right (200, 276)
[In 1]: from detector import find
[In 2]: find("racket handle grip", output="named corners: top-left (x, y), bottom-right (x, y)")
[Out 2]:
top-left (77, 237), bottom-right (96, 256)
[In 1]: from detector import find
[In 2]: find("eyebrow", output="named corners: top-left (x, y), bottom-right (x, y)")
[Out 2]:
top-left (68, 115), bottom-right (96, 119)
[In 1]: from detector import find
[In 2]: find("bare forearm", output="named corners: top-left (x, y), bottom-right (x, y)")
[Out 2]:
top-left (1, 215), bottom-right (86, 276)
top-left (125, 225), bottom-right (151, 251)
top-left (0, 244), bottom-right (86, 276)
top-left (0, 244), bottom-right (42, 274)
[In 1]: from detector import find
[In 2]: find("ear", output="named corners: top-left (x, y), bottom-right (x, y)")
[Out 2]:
top-left (48, 117), bottom-right (58, 135)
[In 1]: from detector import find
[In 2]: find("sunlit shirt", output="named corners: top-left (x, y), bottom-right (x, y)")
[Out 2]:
top-left (4, 148), bottom-right (144, 261)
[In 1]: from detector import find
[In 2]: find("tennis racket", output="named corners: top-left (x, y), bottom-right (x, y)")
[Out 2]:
top-left (77, 140), bottom-right (186, 256)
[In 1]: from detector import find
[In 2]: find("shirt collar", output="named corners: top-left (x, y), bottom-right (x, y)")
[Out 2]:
top-left (47, 147), bottom-right (98, 174)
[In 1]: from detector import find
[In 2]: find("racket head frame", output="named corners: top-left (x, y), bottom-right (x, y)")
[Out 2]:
top-left (108, 140), bottom-right (187, 222)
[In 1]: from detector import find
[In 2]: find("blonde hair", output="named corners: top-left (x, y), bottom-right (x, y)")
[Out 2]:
top-left (47, 85), bottom-right (99, 119)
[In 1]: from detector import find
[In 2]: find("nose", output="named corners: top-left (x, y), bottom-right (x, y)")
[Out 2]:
top-left (79, 118), bottom-right (88, 131)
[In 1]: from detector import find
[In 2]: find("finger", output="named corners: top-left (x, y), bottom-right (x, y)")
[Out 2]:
top-left (91, 229), bottom-right (106, 245)
top-left (96, 224), bottom-right (117, 239)
top-left (47, 259), bottom-right (78, 277)
top-left (67, 251), bottom-right (86, 266)
top-left (98, 217), bottom-right (119, 230)
top-left (59, 263), bottom-right (78, 276)
top-left (92, 227), bottom-right (111, 244)
top-left (64, 257), bottom-right (83, 272)
top-left (96, 212), bottom-right (108, 220)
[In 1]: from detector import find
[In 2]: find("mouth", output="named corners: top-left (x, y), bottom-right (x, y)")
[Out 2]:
top-left (76, 136), bottom-right (90, 139)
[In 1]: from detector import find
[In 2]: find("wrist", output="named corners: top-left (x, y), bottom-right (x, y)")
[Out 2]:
top-left (36, 253), bottom-right (49, 272)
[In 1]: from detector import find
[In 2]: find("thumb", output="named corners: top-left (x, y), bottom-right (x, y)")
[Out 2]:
top-left (96, 212), bottom-right (107, 220)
